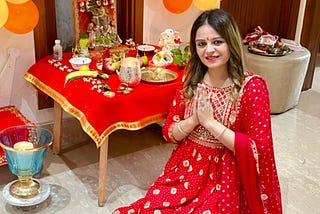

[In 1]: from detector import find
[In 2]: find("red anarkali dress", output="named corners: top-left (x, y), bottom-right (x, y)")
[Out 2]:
top-left (113, 73), bottom-right (282, 214)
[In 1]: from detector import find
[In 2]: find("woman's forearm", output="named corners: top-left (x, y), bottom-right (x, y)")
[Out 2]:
top-left (172, 117), bottom-right (197, 141)
top-left (205, 120), bottom-right (235, 152)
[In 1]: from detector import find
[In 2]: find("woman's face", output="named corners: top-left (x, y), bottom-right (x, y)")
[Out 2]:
top-left (195, 24), bottom-right (230, 71)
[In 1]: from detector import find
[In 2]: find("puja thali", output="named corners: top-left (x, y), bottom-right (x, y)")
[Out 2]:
top-left (247, 42), bottom-right (293, 57)
top-left (141, 67), bottom-right (178, 84)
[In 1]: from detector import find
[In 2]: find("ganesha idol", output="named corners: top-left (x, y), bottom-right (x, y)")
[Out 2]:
top-left (158, 28), bottom-right (182, 52)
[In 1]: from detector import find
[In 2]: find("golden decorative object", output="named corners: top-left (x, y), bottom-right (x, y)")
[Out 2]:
top-left (141, 67), bottom-right (178, 84)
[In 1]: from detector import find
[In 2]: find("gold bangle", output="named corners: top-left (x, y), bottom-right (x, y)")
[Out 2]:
top-left (177, 121), bottom-right (188, 135)
top-left (215, 126), bottom-right (227, 139)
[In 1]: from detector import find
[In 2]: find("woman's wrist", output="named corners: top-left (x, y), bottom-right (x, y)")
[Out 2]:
top-left (183, 116), bottom-right (198, 133)
top-left (176, 118), bottom-right (192, 135)
top-left (173, 117), bottom-right (196, 141)
top-left (177, 121), bottom-right (188, 135)
top-left (205, 120), bottom-right (225, 138)
top-left (205, 120), bottom-right (234, 151)
top-left (202, 117), bottom-right (215, 131)
top-left (215, 126), bottom-right (227, 139)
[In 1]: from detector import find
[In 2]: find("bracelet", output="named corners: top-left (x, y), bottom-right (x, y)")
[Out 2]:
top-left (215, 126), bottom-right (227, 139)
top-left (177, 121), bottom-right (188, 135)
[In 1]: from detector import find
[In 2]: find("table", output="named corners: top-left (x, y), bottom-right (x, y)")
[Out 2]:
top-left (243, 45), bottom-right (310, 114)
top-left (24, 52), bottom-right (183, 206)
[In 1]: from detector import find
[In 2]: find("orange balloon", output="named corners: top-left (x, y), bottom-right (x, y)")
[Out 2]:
top-left (0, 0), bottom-right (9, 28)
top-left (163, 0), bottom-right (192, 14)
top-left (4, 0), bottom-right (39, 34)
top-left (193, 0), bottom-right (220, 11)
top-left (6, 0), bottom-right (31, 4)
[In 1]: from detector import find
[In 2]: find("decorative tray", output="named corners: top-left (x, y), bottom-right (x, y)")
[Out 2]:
top-left (247, 43), bottom-right (293, 57)
top-left (141, 67), bottom-right (178, 84)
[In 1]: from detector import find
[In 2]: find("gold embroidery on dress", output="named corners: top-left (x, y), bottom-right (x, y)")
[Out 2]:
top-left (185, 85), bottom-right (234, 149)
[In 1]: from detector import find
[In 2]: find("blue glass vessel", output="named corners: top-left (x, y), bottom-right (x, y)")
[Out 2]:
top-left (0, 126), bottom-right (52, 199)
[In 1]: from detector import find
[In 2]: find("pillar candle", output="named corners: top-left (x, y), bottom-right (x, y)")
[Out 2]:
top-left (13, 141), bottom-right (34, 150)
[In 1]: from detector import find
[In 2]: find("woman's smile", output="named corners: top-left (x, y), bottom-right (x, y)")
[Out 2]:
top-left (195, 24), bottom-right (230, 71)
top-left (206, 55), bottom-right (219, 61)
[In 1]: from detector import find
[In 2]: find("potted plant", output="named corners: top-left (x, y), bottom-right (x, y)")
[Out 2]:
top-left (170, 44), bottom-right (190, 70)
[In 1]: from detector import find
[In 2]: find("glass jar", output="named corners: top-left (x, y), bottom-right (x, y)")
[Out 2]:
top-left (119, 57), bottom-right (141, 87)
top-left (79, 34), bottom-right (89, 57)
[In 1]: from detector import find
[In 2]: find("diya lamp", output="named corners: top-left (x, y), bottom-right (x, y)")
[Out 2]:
top-left (0, 125), bottom-right (52, 206)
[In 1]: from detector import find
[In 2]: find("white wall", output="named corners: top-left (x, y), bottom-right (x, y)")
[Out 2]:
top-left (143, 0), bottom-right (201, 44)
top-left (0, 28), bottom-right (54, 125)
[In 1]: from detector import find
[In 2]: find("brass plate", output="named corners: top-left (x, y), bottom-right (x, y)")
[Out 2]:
top-left (141, 67), bottom-right (178, 84)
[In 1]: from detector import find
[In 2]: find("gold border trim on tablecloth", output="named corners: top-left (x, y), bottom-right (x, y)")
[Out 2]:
top-left (24, 73), bottom-right (166, 147)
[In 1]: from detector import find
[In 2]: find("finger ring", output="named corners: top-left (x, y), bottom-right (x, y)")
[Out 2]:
top-left (199, 100), bottom-right (205, 107)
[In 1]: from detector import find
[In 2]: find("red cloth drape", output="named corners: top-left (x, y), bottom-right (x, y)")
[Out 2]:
top-left (233, 75), bottom-right (282, 213)
top-left (24, 52), bottom-right (183, 147)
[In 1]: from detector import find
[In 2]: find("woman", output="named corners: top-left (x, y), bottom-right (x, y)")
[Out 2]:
top-left (114, 8), bottom-right (282, 214)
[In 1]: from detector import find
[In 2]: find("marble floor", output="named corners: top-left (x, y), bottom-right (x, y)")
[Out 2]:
top-left (0, 64), bottom-right (319, 213)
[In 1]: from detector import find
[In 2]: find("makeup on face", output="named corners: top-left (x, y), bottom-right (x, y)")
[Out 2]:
top-left (195, 25), bottom-right (231, 71)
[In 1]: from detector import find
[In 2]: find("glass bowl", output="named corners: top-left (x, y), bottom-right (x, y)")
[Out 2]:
top-left (69, 57), bottom-right (92, 70)
top-left (0, 125), bottom-right (52, 177)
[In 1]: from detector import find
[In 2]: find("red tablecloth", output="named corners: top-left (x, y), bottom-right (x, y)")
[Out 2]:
top-left (24, 52), bottom-right (183, 147)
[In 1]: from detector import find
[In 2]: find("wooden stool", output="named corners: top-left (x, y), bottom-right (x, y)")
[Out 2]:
top-left (0, 106), bottom-right (34, 166)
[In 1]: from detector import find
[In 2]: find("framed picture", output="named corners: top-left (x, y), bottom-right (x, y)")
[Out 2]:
top-left (72, 0), bottom-right (120, 50)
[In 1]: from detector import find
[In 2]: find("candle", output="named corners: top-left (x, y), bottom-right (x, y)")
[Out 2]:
top-left (14, 141), bottom-right (34, 151)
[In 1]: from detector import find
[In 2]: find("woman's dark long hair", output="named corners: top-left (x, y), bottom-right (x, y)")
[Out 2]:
top-left (184, 9), bottom-right (245, 102)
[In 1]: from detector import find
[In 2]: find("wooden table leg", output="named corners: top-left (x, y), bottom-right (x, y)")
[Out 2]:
top-left (52, 100), bottom-right (109, 206)
top-left (98, 137), bottom-right (109, 207)
top-left (53, 101), bottom-right (62, 154)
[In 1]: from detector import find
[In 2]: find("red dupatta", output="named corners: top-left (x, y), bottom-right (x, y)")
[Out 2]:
top-left (232, 74), bottom-right (283, 214)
